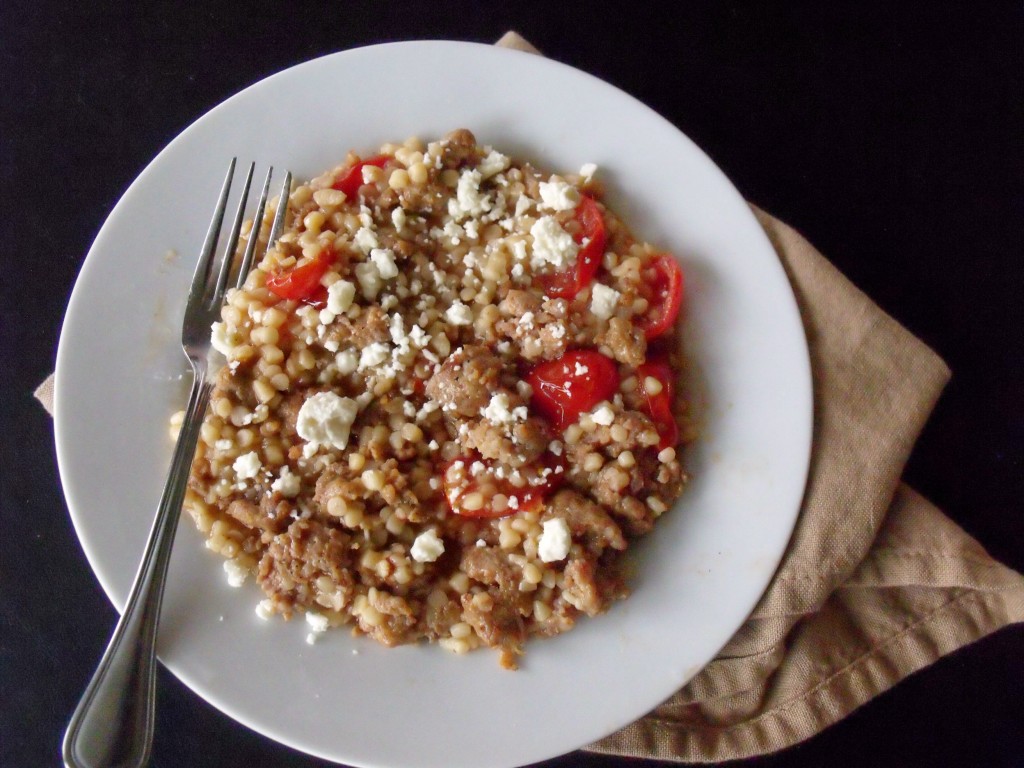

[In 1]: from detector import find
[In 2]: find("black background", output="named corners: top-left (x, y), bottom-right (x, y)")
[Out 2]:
top-left (2, 2), bottom-right (1022, 767)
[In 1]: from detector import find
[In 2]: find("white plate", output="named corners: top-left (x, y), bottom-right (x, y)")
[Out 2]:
top-left (55, 41), bottom-right (812, 768)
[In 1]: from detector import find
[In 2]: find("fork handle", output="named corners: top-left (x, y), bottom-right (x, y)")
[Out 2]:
top-left (63, 364), bottom-right (212, 768)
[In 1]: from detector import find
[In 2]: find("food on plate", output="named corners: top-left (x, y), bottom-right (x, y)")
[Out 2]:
top-left (178, 129), bottom-right (694, 668)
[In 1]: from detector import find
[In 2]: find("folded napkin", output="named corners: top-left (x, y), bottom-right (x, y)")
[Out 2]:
top-left (38, 31), bottom-right (1024, 764)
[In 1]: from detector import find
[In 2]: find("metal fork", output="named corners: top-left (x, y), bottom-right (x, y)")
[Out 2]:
top-left (63, 160), bottom-right (292, 768)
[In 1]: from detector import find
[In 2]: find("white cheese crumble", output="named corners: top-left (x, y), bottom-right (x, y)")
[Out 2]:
top-left (538, 518), bottom-right (572, 563)
top-left (590, 283), bottom-right (620, 320)
top-left (591, 402), bottom-right (615, 426)
top-left (326, 280), bottom-right (356, 314)
top-left (358, 342), bottom-right (391, 371)
top-left (353, 226), bottom-right (379, 254)
top-left (305, 610), bottom-right (329, 644)
top-left (445, 301), bottom-right (473, 326)
top-left (579, 162), bottom-right (598, 181)
top-left (538, 178), bottom-right (580, 211)
top-left (480, 392), bottom-right (528, 426)
top-left (233, 451), bottom-right (261, 480)
top-left (271, 466), bottom-right (301, 498)
top-left (335, 349), bottom-right (358, 374)
top-left (210, 321), bottom-right (233, 357)
top-left (223, 558), bottom-right (248, 588)
top-left (392, 207), bottom-right (407, 230)
top-left (529, 216), bottom-right (578, 270)
top-left (355, 262), bottom-right (383, 300)
top-left (369, 248), bottom-right (399, 279)
top-left (478, 149), bottom-right (510, 178)
top-left (448, 169), bottom-right (491, 220)
top-left (255, 599), bottom-right (273, 620)
top-left (410, 529), bottom-right (445, 563)
top-left (295, 392), bottom-right (358, 451)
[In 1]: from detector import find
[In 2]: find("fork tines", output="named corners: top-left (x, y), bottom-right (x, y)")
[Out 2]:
top-left (195, 161), bottom-right (292, 312)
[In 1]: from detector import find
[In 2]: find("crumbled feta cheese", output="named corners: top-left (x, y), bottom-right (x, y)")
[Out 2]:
top-left (327, 280), bottom-right (356, 314)
top-left (463, 220), bottom-right (479, 240)
top-left (478, 149), bottom-right (510, 178)
top-left (392, 207), bottom-right (407, 230)
top-left (442, 220), bottom-right (465, 244)
top-left (538, 518), bottom-right (572, 563)
top-left (305, 610), bottom-right (329, 644)
top-left (538, 178), bottom-right (580, 211)
top-left (410, 529), bottom-right (445, 563)
top-left (255, 599), bottom-right (273, 620)
top-left (480, 392), bottom-right (526, 426)
top-left (335, 349), bottom-right (358, 374)
top-left (448, 169), bottom-right (491, 220)
top-left (358, 342), bottom-right (390, 371)
top-left (271, 466), bottom-right (301, 498)
top-left (446, 301), bottom-right (473, 326)
top-left (579, 162), bottom-right (598, 181)
top-left (360, 164), bottom-right (378, 185)
top-left (590, 283), bottom-right (620, 320)
top-left (369, 248), bottom-right (398, 279)
top-left (514, 195), bottom-right (532, 218)
top-left (233, 451), bottom-right (261, 480)
top-left (210, 321), bottom-right (233, 356)
top-left (306, 610), bottom-right (329, 633)
top-left (296, 392), bottom-right (358, 450)
top-left (223, 559), bottom-right (248, 588)
top-left (355, 262), bottom-right (383, 300)
top-left (529, 216), bottom-right (578, 270)
top-left (591, 402), bottom-right (615, 426)
top-left (354, 226), bottom-right (379, 254)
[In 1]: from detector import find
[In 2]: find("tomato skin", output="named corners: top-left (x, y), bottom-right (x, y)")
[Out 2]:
top-left (330, 154), bottom-right (390, 198)
top-left (541, 195), bottom-right (606, 299)
top-left (636, 357), bottom-right (679, 450)
top-left (265, 251), bottom-right (334, 302)
top-left (527, 349), bottom-right (620, 432)
top-left (443, 452), bottom-right (566, 519)
top-left (637, 255), bottom-right (684, 340)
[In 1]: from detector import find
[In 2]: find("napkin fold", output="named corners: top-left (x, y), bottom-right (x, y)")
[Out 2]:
top-left (39, 31), bottom-right (1024, 764)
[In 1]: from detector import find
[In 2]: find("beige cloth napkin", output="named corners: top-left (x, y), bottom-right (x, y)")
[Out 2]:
top-left (38, 31), bottom-right (1024, 763)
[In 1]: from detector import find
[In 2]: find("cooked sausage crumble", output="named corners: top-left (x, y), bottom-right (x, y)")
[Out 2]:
top-left (179, 129), bottom-right (694, 668)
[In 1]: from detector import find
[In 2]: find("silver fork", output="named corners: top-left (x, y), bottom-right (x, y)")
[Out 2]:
top-left (63, 160), bottom-right (292, 768)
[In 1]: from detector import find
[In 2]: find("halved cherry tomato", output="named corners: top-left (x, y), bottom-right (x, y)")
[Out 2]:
top-left (637, 255), bottom-right (684, 340)
top-left (265, 250), bottom-right (334, 302)
top-left (443, 452), bottom-right (566, 518)
top-left (540, 195), bottom-right (606, 299)
top-left (527, 349), bottom-right (619, 432)
top-left (331, 154), bottom-right (390, 198)
top-left (636, 356), bottom-right (678, 450)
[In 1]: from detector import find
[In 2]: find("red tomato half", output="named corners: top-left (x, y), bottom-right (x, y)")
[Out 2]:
top-left (636, 357), bottom-right (678, 450)
top-left (443, 452), bottom-right (566, 519)
top-left (330, 154), bottom-right (390, 198)
top-left (265, 251), bottom-right (333, 302)
top-left (540, 195), bottom-right (606, 299)
top-left (637, 255), bottom-right (684, 340)
top-left (527, 349), bottom-right (620, 432)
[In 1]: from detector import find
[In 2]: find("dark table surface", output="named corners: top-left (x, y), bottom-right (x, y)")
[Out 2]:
top-left (2, 3), bottom-right (1022, 767)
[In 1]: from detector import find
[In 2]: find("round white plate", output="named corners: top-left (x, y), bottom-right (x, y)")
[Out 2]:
top-left (56, 41), bottom-right (812, 768)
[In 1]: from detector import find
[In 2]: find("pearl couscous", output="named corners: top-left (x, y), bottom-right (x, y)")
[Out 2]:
top-left (180, 129), bottom-right (694, 668)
